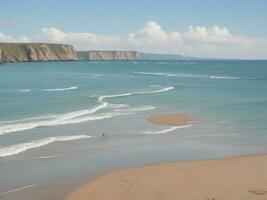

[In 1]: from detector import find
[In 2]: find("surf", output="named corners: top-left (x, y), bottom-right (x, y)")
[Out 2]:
top-left (96, 85), bottom-right (174, 103)
top-left (0, 86), bottom-right (172, 135)
top-left (41, 86), bottom-right (78, 92)
top-left (210, 76), bottom-right (241, 79)
top-left (0, 135), bottom-right (92, 157)
top-left (0, 103), bottom-right (108, 135)
top-left (134, 71), bottom-right (241, 80)
top-left (141, 125), bottom-right (192, 135)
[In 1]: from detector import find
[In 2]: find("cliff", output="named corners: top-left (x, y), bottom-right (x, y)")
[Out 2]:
top-left (0, 43), bottom-right (188, 64)
top-left (0, 43), bottom-right (79, 63)
top-left (78, 51), bottom-right (139, 61)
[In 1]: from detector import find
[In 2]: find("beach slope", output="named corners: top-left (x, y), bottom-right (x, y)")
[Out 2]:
top-left (66, 154), bottom-right (267, 200)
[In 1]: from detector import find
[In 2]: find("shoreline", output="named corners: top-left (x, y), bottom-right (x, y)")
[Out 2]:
top-left (66, 154), bottom-right (267, 200)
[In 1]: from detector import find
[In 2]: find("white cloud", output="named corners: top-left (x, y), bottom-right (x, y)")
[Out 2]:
top-left (1, 21), bottom-right (267, 59)
top-left (128, 21), bottom-right (181, 45)
top-left (184, 25), bottom-right (232, 43)
top-left (0, 32), bottom-right (29, 43)
top-left (33, 27), bottom-right (123, 50)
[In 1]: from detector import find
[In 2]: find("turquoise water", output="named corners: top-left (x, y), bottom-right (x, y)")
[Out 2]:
top-left (0, 60), bottom-right (267, 199)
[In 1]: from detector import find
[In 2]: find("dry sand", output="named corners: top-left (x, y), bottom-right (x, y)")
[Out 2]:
top-left (147, 113), bottom-right (194, 126)
top-left (66, 154), bottom-right (267, 200)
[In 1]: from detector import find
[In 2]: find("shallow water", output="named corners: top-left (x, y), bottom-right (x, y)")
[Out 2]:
top-left (0, 60), bottom-right (267, 199)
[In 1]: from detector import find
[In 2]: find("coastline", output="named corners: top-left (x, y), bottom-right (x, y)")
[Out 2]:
top-left (66, 154), bottom-right (267, 200)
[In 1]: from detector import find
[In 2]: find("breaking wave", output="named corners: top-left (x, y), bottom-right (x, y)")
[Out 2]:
top-left (141, 125), bottom-right (192, 135)
top-left (1, 85), bottom-right (172, 135)
top-left (134, 71), bottom-right (241, 80)
top-left (18, 89), bottom-right (32, 92)
top-left (95, 85), bottom-right (174, 103)
top-left (0, 103), bottom-right (108, 135)
top-left (210, 76), bottom-right (241, 79)
top-left (0, 135), bottom-right (92, 157)
top-left (41, 86), bottom-right (78, 92)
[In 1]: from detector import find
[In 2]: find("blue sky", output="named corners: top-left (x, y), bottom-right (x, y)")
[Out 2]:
top-left (0, 0), bottom-right (267, 58)
top-left (0, 0), bottom-right (266, 37)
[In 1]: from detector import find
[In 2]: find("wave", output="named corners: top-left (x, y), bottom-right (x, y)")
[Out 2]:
top-left (1, 86), bottom-right (169, 135)
top-left (18, 89), bottom-right (32, 92)
top-left (41, 86), bottom-right (78, 92)
top-left (114, 106), bottom-right (155, 112)
top-left (157, 62), bottom-right (167, 64)
top-left (134, 71), bottom-right (177, 77)
top-left (96, 85), bottom-right (174, 103)
top-left (0, 103), bottom-right (154, 135)
top-left (210, 76), bottom-right (241, 80)
top-left (134, 71), bottom-right (205, 78)
top-left (0, 103), bottom-right (108, 135)
top-left (134, 71), bottom-right (241, 80)
top-left (0, 135), bottom-right (91, 157)
top-left (0, 185), bottom-right (36, 196)
top-left (141, 125), bottom-right (192, 135)
top-left (17, 86), bottom-right (78, 93)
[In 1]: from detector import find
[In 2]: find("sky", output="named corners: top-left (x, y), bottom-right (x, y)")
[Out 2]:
top-left (0, 0), bottom-right (267, 59)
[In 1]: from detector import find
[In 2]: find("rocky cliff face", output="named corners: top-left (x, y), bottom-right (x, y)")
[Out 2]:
top-left (0, 43), bottom-right (140, 64)
top-left (78, 51), bottom-right (139, 61)
top-left (0, 43), bottom-right (78, 63)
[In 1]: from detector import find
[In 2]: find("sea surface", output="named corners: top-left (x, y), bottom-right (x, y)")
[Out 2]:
top-left (0, 60), bottom-right (267, 200)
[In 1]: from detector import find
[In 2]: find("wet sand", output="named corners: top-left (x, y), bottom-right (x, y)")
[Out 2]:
top-left (147, 113), bottom-right (194, 126)
top-left (66, 154), bottom-right (267, 200)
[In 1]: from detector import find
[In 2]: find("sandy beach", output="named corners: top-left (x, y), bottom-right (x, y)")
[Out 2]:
top-left (66, 154), bottom-right (267, 200)
top-left (147, 113), bottom-right (194, 126)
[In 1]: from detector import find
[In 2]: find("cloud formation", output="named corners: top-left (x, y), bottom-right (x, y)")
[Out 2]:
top-left (1, 20), bottom-right (267, 59)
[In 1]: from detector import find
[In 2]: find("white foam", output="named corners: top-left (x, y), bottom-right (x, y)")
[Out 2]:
top-left (0, 185), bottom-right (36, 196)
top-left (134, 71), bottom-right (176, 77)
top-left (18, 89), bottom-right (31, 92)
top-left (41, 86), bottom-right (78, 92)
top-left (157, 62), bottom-right (167, 64)
top-left (106, 103), bottom-right (128, 109)
top-left (96, 85), bottom-right (174, 103)
top-left (0, 103), bottom-right (108, 135)
top-left (210, 76), bottom-right (241, 79)
top-left (135, 71), bottom-right (241, 80)
top-left (0, 135), bottom-right (91, 157)
top-left (134, 71), bottom-right (204, 78)
top-left (141, 125), bottom-right (192, 135)
top-left (1, 86), bottom-right (168, 135)
top-left (115, 106), bottom-right (155, 112)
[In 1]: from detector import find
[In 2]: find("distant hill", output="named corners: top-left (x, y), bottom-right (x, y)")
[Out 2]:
top-left (139, 52), bottom-right (216, 60)
top-left (139, 52), bottom-right (184, 60)
top-left (77, 50), bottom-right (138, 60)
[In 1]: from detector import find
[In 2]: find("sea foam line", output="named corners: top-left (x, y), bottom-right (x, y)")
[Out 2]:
top-left (210, 76), bottom-right (241, 79)
top-left (1, 86), bottom-right (168, 135)
top-left (134, 71), bottom-right (241, 80)
top-left (18, 89), bottom-right (32, 92)
top-left (141, 124), bottom-right (192, 135)
top-left (0, 185), bottom-right (36, 196)
top-left (40, 86), bottom-right (78, 92)
top-left (134, 71), bottom-right (204, 78)
top-left (0, 103), bottom-right (108, 135)
top-left (17, 86), bottom-right (78, 93)
top-left (114, 106), bottom-right (155, 112)
top-left (0, 135), bottom-right (92, 157)
top-left (96, 85), bottom-right (174, 103)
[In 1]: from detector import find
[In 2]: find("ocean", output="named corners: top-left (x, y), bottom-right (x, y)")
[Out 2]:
top-left (0, 60), bottom-right (267, 199)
